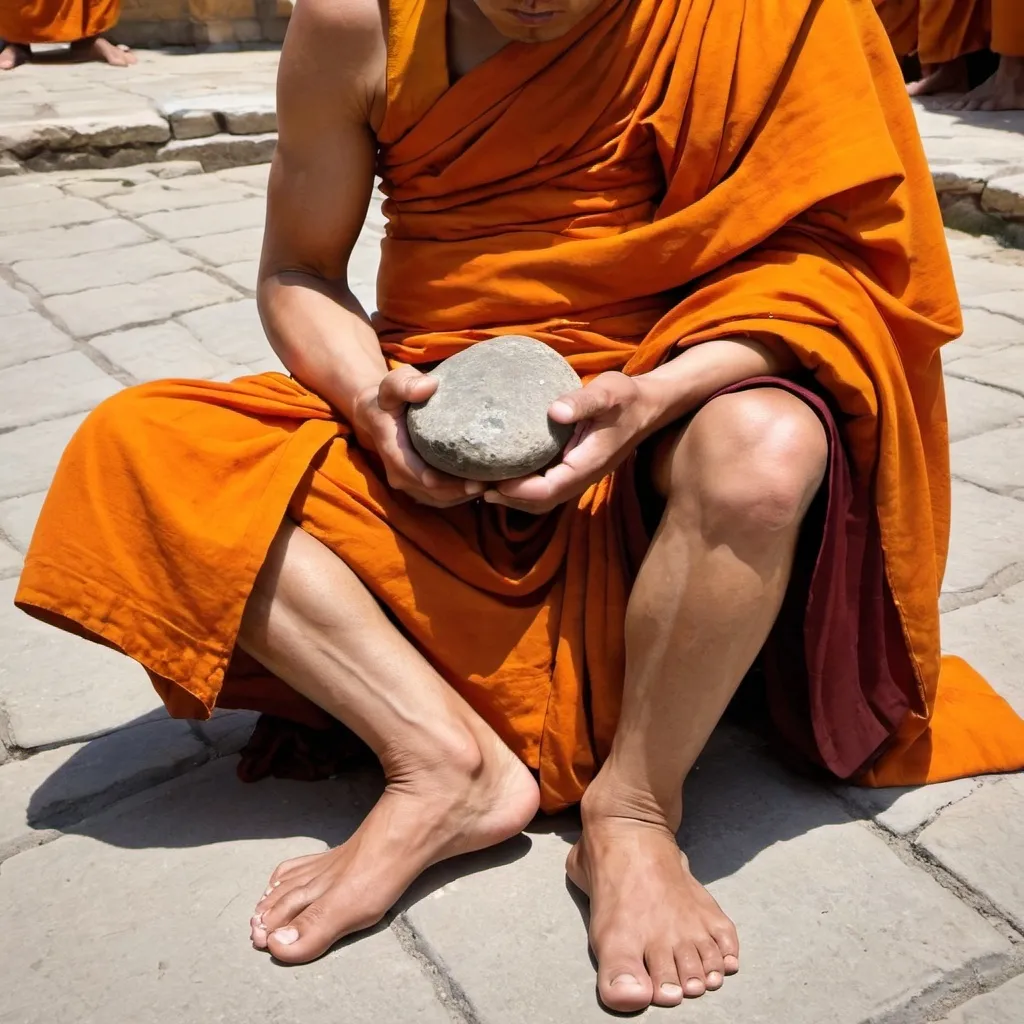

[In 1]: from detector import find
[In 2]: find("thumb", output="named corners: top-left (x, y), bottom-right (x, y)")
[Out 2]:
top-left (378, 365), bottom-right (436, 412)
top-left (549, 383), bottom-right (616, 424)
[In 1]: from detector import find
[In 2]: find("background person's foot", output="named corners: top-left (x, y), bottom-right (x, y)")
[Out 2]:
top-left (0, 43), bottom-right (29, 71)
top-left (948, 56), bottom-right (1024, 111)
top-left (907, 58), bottom-right (969, 97)
top-left (69, 36), bottom-right (137, 66)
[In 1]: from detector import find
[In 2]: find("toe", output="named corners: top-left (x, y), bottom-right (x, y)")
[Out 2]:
top-left (595, 945), bottom-right (653, 1012)
top-left (267, 898), bottom-right (363, 964)
top-left (259, 881), bottom-right (320, 937)
top-left (674, 944), bottom-right (707, 998)
top-left (707, 919), bottom-right (739, 976)
top-left (695, 937), bottom-right (725, 991)
top-left (646, 947), bottom-right (683, 1007)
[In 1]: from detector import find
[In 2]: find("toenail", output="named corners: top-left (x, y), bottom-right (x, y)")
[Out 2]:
top-left (707, 971), bottom-right (723, 986)
top-left (611, 974), bottom-right (640, 987)
top-left (264, 888), bottom-right (272, 896)
top-left (273, 927), bottom-right (298, 945)
top-left (250, 915), bottom-right (265, 930)
top-left (273, 880), bottom-right (281, 887)
top-left (685, 977), bottom-right (705, 994)
top-left (660, 983), bottom-right (683, 998)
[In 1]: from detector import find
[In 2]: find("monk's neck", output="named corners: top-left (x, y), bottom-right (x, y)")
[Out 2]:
top-left (445, 0), bottom-right (509, 83)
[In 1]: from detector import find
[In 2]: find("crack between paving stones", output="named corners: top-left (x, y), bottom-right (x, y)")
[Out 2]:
top-left (946, 371), bottom-right (1024, 401)
top-left (389, 913), bottom-right (485, 1024)
top-left (949, 473), bottom-right (1024, 503)
top-left (941, 561), bottom-right (1024, 613)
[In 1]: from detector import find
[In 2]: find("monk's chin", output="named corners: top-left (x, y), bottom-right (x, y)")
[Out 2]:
top-left (487, 10), bottom-right (583, 43)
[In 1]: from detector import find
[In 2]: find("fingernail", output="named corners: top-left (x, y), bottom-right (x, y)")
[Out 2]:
top-left (273, 927), bottom-right (298, 945)
top-left (611, 974), bottom-right (639, 987)
top-left (483, 490), bottom-right (499, 503)
top-left (660, 983), bottom-right (683, 997)
top-left (465, 480), bottom-right (485, 495)
top-left (550, 400), bottom-right (574, 419)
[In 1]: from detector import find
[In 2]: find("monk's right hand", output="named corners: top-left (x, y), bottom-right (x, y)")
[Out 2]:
top-left (352, 366), bottom-right (486, 507)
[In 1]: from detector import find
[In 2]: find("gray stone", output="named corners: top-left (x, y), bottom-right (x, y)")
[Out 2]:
top-left (942, 583), bottom-right (1024, 716)
top-left (0, 719), bottom-right (207, 859)
top-left (90, 322), bottom-right (234, 382)
top-left (943, 480), bottom-right (1024, 599)
top-left (917, 776), bottom-right (1024, 932)
top-left (951, 423), bottom-right (1024, 499)
top-left (407, 336), bottom-right (582, 481)
top-left (0, 578), bottom-right (161, 749)
top-left (157, 133), bottom-right (277, 173)
top-left (0, 218), bottom-right (150, 264)
top-left (0, 491), bottom-right (46, 552)
top-left (0, 109), bottom-right (170, 158)
top-left (937, 975), bottom-right (1024, 1023)
top-left (104, 177), bottom-right (256, 216)
top-left (44, 271), bottom-right (240, 338)
top-left (404, 732), bottom-right (1011, 1024)
top-left (0, 351), bottom-right (121, 431)
top-left (981, 174), bottom-right (1024, 219)
top-left (177, 226), bottom-right (264, 265)
top-left (0, 414), bottom-right (87, 500)
top-left (169, 109), bottom-right (220, 140)
top-left (0, 279), bottom-right (31, 316)
top-left (159, 93), bottom-right (277, 136)
top-left (178, 299), bottom-right (270, 363)
top-left (0, 196), bottom-right (112, 233)
top-left (0, 760), bottom-right (452, 1024)
top-left (0, 538), bottom-right (21, 579)
top-left (14, 241), bottom-right (199, 297)
top-left (0, 153), bottom-right (24, 177)
top-left (947, 345), bottom-right (1024, 397)
top-left (0, 182), bottom-right (63, 209)
top-left (932, 165), bottom-right (992, 196)
top-left (0, 311), bottom-right (73, 370)
top-left (839, 776), bottom-right (986, 836)
top-left (139, 196), bottom-right (267, 240)
top-left (943, 376), bottom-right (1024, 442)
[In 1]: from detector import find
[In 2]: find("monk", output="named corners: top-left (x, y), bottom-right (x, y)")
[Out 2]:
top-left (875, 0), bottom-right (1024, 107)
top-left (0, 0), bottom-right (135, 71)
top-left (15, 0), bottom-right (1024, 1013)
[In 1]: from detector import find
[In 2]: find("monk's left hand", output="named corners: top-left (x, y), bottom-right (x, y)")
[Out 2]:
top-left (483, 371), bottom-right (656, 514)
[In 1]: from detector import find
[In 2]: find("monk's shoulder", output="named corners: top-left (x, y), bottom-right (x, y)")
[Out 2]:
top-left (282, 0), bottom-right (387, 128)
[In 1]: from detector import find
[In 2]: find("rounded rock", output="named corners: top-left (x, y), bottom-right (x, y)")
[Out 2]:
top-left (406, 335), bottom-right (582, 482)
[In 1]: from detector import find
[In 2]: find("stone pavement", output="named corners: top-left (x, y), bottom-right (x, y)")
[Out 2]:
top-left (0, 139), bottom-right (1023, 1024)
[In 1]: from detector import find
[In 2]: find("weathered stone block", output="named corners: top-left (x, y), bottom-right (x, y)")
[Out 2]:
top-left (937, 975), bottom-right (1024, 1024)
top-left (0, 312), bottom-right (73, 370)
top-left (947, 345), bottom-right (1024, 396)
top-left (0, 760), bottom-right (452, 1024)
top-left (0, 110), bottom-right (170, 158)
top-left (105, 176), bottom-right (255, 215)
top-left (943, 376), bottom-right (1024, 443)
top-left (157, 133), bottom-right (277, 173)
top-left (179, 299), bottom-right (270, 363)
top-left (407, 336), bottom-right (581, 481)
top-left (44, 270), bottom-right (240, 338)
top-left (0, 280), bottom-right (31, 317)
top-left (943, 308), bottom-right (1024, 363)
top-left (0, 219), bottom-right (150, 264)
top-left (0, 182), bottom-right (64, 210)
top-left (951, 423), bottom-right (1024, 499)
top-left (917, 776), bottom-right (1024, 932)
top-left (0, 414), bottom-right (87, 500)
top-left (981, 174), bottom-right (1024, 219)
top-left (189, 0), bottom-right (255, 18)
top-left (839, 777), bottom-right (986, 837)
top-left (14, 241), bottom-right (199, 297)
top-left (91, 322), bottom-right (234, 382)
top-left (169, 109), bottom-right (220, 140)
top-left (177, 225), bottom-right (264, 265)
top-left (139, 196), bottom-right (267, 239)
top-left (0, 352), bottom-right (121, 431)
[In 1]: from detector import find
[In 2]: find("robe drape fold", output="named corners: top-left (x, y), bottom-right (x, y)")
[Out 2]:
top-left (0, 0), bottom-right (119, 44)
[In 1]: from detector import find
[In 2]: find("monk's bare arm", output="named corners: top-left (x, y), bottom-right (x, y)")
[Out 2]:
top-left (257, 0), bottom-right (388, 422)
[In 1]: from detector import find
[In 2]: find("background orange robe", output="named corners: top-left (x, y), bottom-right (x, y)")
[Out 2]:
top-left (16, 0), bottom-right (1024, 809)
top-left (874, 0), bottom-right (1024, 61)
top-left (0, 0), bottom-right (120, 44)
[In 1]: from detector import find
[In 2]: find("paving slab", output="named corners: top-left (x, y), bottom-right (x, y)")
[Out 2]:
top-left (157, 132), bottom-right (278, 173)
top-left (221, 258), bottom-right (258, 292)
top-left (943, 376), bottom-right (1024, 442)
top-left (0, 538), bottom-right (21, 579)
top-left (951, 256), bottom-right (1024, 297)
top-left (403, 733), bottom-right (1012, 1024)
top-left (917, 776), bottom-right (1024, 932)
top-left (0, 217), bottom-right (150, 264)
top-left (839, 776), bottom-right (988, 837)
top-left (947, 345), bottom-right (1024, 398)
top-left (178, 298), bottom-right (270, 363)
top-left (0, 351), bottom-right (121, 430)
top-left (0, 195), bottom-right (112, 234)
top-left (0, 759), bottom-right (451, 1024)
top-left (937, 975), bottom-right (1024, 1024)
top-left (943, 479), bottom-right (1024, 599)
top-left (90, 321), bottom-right (235, 382)
top-left (0, 279), bottom-right (32, 317)
top-left (44, 270), bottom-right (240, 338)
top-left (0, 181), bottom-right (63, 209)
top-left (0, 718), bottom-right (207, 859)
top-left (139, 196), bottom-right (267, 240)
top-left (13, 240), bottom-right (200, 297)
top-left (103, 176), bottom-right (258, 215)
top-left (942, 583), bottom-right (1024, 716)
top-left (951, 423), bottom-right (1024, 499)
top-left (0, 413), bottom-right (86, 500)
top-left (177, 225), bottom-right (265, 265)
top-left (0, 491), bottom-right (46, 552)
top-left (0, 310), bottom-right (73, 369)
top-left (0, 578), bottom-right (161, 749)
top-left (963, 290), bottom-right (1024, 320)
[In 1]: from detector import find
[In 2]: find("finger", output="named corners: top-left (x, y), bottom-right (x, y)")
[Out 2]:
top-left (491, 461), bottom-right (585, 504)
top-left (377, 365), bottom-right (436, 412)
top-left (549, 373), bottom-right (628, 424)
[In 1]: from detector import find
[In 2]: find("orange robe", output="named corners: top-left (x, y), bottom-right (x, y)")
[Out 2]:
top-left (15, 0), bottom-right (1024, 810)
top-left (874, 0), bottom-right (1023, 61)
top-left (0, 0), bottom-right (119, 44)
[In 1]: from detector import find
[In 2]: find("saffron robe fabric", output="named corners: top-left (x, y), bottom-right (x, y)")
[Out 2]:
top-left (15, 0), bottom-right (1024, 810)
top-left (0, 0), bottom-right (119, 44)
top-left (873, 0), bottom-right (1024, 62)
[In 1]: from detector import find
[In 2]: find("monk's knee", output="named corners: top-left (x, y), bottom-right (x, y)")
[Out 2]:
top-left (72, 383), bottom-right (164, 452)
top-left (668, 389), bottom-right (828, 536)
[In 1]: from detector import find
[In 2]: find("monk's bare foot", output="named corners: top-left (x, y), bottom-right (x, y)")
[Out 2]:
top-left (949, 56), bottom-right (1024, 111)
top-left (250, 731), bottom-right (539, 963)
top-left (907, 58), bottom-right (969, 97)
top-left (0, 43), bottom-right (29, 71)
top-left (566, 784), bottom-right (739, 1012)
top-left (69, 36), bottom-right (136, 66)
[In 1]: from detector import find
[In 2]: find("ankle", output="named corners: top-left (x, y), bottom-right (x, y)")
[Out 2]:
top-left (380, 720), bottom-right (485, 784)
top-left (581, 770), bottom-right (683, 833)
